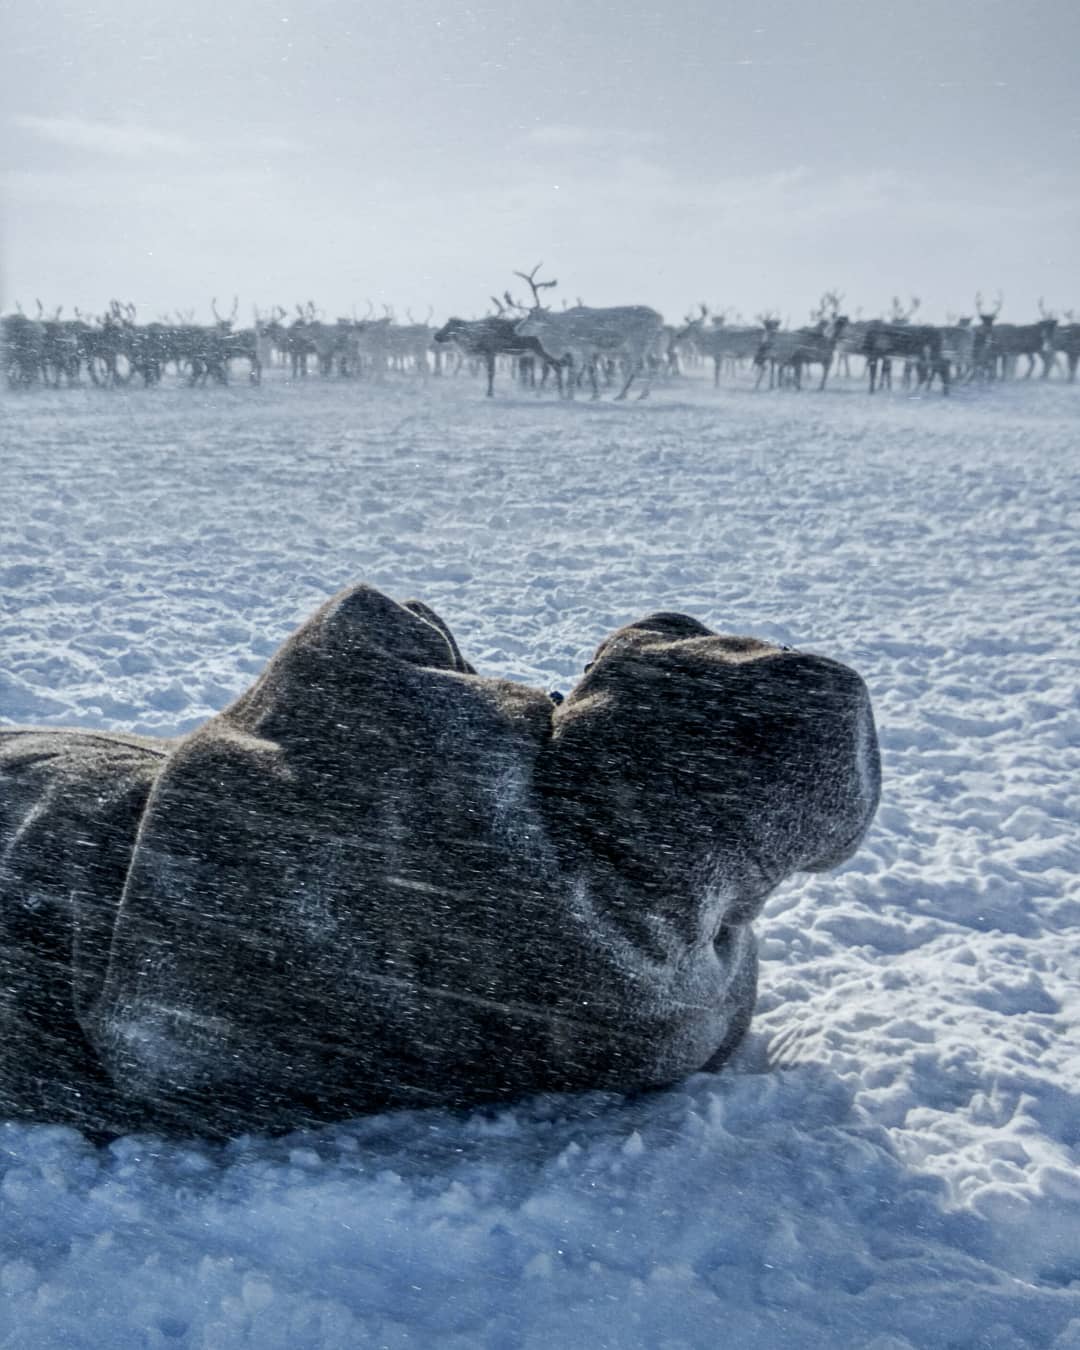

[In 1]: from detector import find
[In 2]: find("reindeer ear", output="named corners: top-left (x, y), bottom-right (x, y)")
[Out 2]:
top-left (222, 584), bottom-right (475, 744)
top-left (314, 584), bottom-right (466, 671)
top-left (400, 598), bottom-right (476, 673)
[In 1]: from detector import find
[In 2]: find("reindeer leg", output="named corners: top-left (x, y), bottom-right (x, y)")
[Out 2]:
top-left (635, 359), bottom-right (652, 400)
top-left (485, 352), bottom-right (495, 397)
top-left (616, 357), bottom-right (638, 400)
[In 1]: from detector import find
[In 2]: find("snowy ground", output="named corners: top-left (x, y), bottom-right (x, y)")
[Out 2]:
top-left (1, 368), bottom-right (1078, 1349)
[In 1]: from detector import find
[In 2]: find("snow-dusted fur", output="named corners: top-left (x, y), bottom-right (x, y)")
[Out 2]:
top-left (0, 584), bottom-right (878, 1136)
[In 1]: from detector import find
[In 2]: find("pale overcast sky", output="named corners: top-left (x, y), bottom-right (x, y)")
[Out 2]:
top-left (2, 0), bottom-right (1078, 324)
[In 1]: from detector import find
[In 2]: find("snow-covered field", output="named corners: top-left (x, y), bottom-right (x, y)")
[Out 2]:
top-left (2, 369), bottom-right (1078, 1349)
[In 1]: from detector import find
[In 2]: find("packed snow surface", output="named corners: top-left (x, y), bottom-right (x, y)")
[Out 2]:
top-left (1, 371), bottom-right (1078, 1348)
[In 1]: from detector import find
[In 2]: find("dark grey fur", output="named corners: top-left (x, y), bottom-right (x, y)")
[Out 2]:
top-left (0, 584), bottom-right (880, 1138)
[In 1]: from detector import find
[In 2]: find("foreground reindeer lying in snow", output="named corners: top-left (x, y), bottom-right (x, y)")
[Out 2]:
top-left (0, 584), bottom-right (880, 1137)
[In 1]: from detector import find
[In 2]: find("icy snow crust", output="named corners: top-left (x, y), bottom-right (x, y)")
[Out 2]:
top-left (1, 374), bottom-right (1078, 1348)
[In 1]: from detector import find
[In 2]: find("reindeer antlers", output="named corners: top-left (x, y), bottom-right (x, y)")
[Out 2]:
top-left (975, 290), bottom-right (1003, 319)
top-left (889, 295), bottom-right (920, 323)
top-left (815, 290), bottom-right (845, 321)
top-left (211, 295), bottom-right (239, 326)
top-left (512, 263), bottom-right (558, 310)
top-left (490, 293), bottom-right (525, 316)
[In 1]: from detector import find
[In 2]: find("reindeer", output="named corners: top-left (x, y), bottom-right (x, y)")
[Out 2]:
top-left (2, 305), bottom-right (46, 387)
top-left (834, 308), bottom-right (872, 379)
top-left (751, 315), bottom-right (786, 389)
top-left (938, 313), bottom-right (975, 383)
top-left (512, 264), bottom-right (663, 400)
top-left (988, 299), bottom-right (1058, 379)
top-left (242, 307), bottom-right (283, 384)
top-left (38, 305), bottom-right (83, 386)
top-left (283, 302), bottom-right (320, 378)
top-left (433, 294), bottom-right (562, 397)
top-left (255, 306), bottom-right (290, 370)
top-left (754, 305), bottom-right (848, 392)
top-left (205, 297), bottom-right (261, 385)
top-left (1053, 310), bottom-right (1080, 381)
top-left (880, 296), bottom-right (923, 389)
top-left (383, 308), bottom-right (436, 376)
top-left (128, 318), bottom-right (174, 387)
top-left (82, 302), bottom-right (138, 387)
top-left (971, 291), bottom-right (1003, 381)
top-left (856, 298), bottom-right (949, 395)
top-left (676, 306), bottom-right (769, 386)
top-left (173, 298), bottom-right (237, 387)
top-left (788, 292), bottom-right (849, 390)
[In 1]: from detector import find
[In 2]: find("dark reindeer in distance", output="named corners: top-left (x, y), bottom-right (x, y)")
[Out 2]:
top-left (939, 313), bottom-right (975, 383)
top-left (990, 298), bottom-right (1058, 379)
top-left (971, 291), bottom-right (1003, 380)
top-left (753, 313), bottom-right (849, 392)
top-left (1054, 310), bottom-right (1080, 381)
top-left (434, 293), bottom-right (562, 397)
top-left (80, 302), bottom-right (138, 386)
top-left (857, 298), bottom-right (949, 395)
top-left (284, 303), bottom-right (320, 378)
top-left (786, 291), bottom-right (849, 391)
top-left (751, 314), bottom-right (783, 388)
top-left (211, 297), bottom-right (263, 385)
top-left (2, 306), bottom-right (46, 386)
top-left (35, 304), bottom-right (82, 387)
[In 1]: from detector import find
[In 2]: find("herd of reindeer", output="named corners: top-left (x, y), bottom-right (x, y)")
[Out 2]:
top-left (3, 266), bottom-right (1078, 400)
